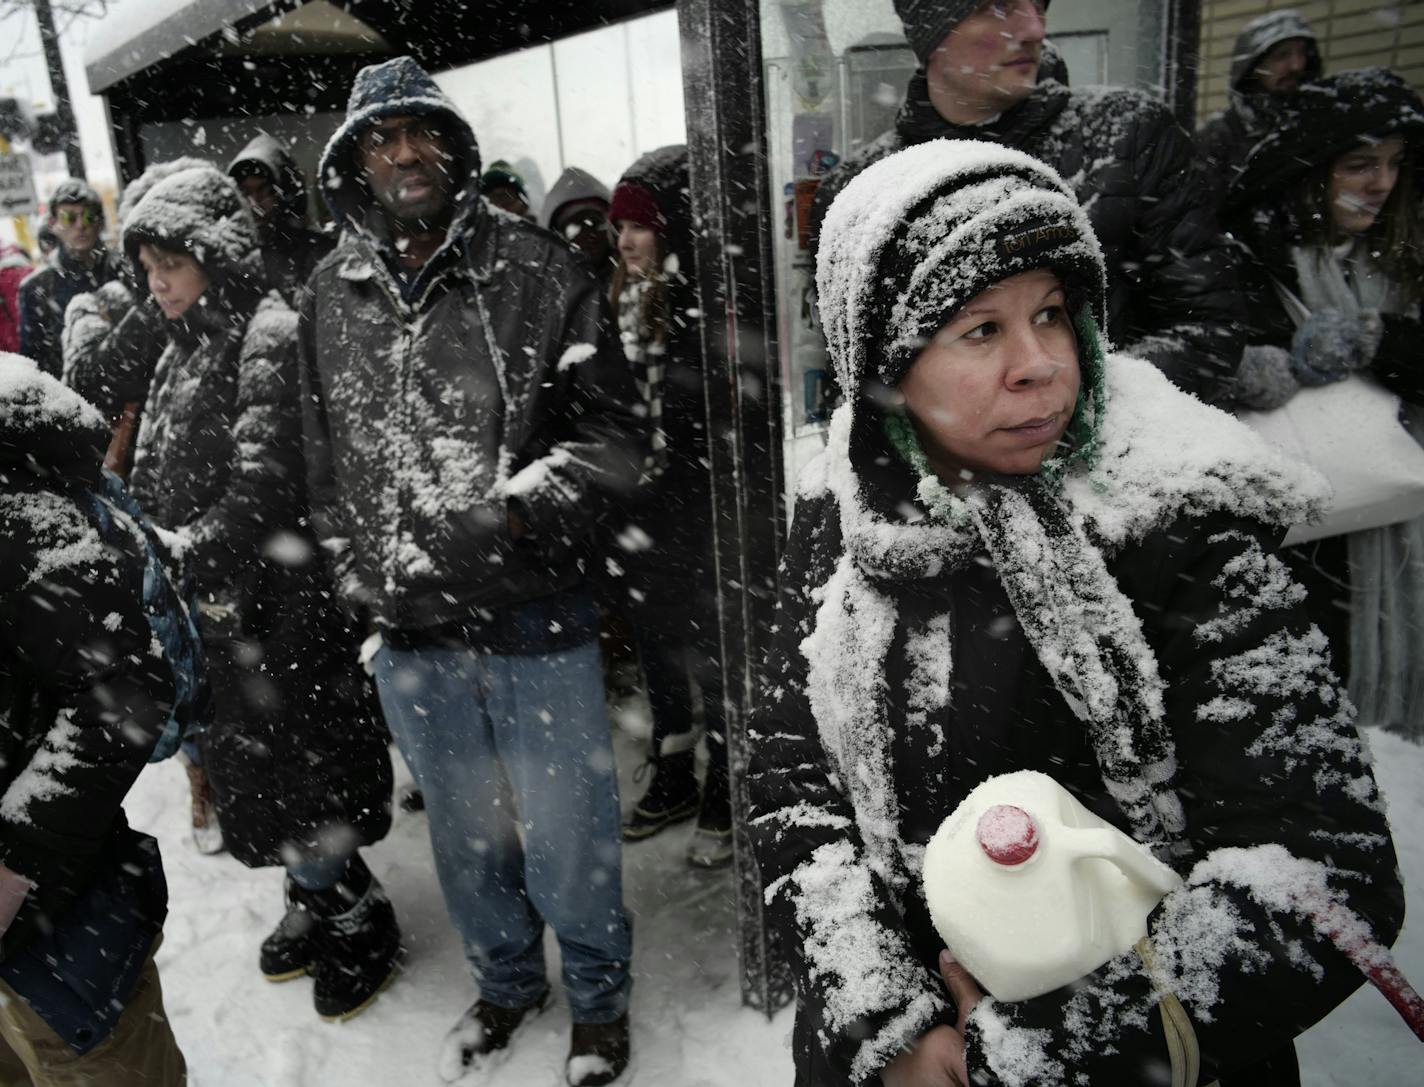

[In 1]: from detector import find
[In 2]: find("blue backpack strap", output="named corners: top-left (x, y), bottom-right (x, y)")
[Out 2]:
top-left (77, 473), bottom-right (208, 761)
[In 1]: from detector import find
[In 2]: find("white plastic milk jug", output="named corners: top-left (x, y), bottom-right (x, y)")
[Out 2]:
top-left (921, 770), bottom-right (1183, 1002)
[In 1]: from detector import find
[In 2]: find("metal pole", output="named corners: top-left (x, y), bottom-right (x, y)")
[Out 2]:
top-left (677, 0), bottom-right (793, 1018)
top-left (550, 42), bottom-right (566, 174)
top-left (32, 0), bottom-right (85, 179)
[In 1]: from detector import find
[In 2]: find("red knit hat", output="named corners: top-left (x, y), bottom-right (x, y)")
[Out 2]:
top-left (609, 180), bottom-right (665, 234)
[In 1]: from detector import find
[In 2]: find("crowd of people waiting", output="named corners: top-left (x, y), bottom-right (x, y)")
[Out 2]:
top-left (0, 1), bottom-right (1417, 1085)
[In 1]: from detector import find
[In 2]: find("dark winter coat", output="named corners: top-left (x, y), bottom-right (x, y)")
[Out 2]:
top-left (604, 146), bottom-right (717, 636)
top-left (753, 141), bottom-right (1403, 1087)
top-left (228, 133), bottom-right (336, 308)
top-left (750, 363), bottom-right (1404, 1087)
top-left (812, 79), bottom-right (1245, 403)
top-left (1224, 69), bottom-right (1424, 405)
top-left (302, 56), bottom-right (644, 635)
top-left (122, 164), bottom-right (390, 868)
top-left (0, 356), bottom-right (176, 964)
top-left (17, 247), bottom-right (125, 378)
top-left (1196, 10), bottom-right (1322, 210)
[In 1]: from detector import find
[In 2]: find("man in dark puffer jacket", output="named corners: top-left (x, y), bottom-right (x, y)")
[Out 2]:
top-left (0, 353), bottom-right (188, 1085)
top-left (813, 0), bottom-right (1245, 404)
top-left (1196, 10), bottom-right (1321, 213)
top-left (302, 56), bottom-right (643, 1085)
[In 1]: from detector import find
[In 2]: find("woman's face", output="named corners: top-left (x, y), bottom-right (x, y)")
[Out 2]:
top-left (616, 220), bottom-right (660, 278)
top-left (897, 268), bottom-right (1081, 479)
top-left (138, 244), bottom-right (210, 321)
top-left (1329, 136), bottom-right (1406, 236)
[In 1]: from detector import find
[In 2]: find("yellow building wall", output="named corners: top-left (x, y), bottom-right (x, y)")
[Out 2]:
top-left (1196, 1), bottom-right (1424, 123)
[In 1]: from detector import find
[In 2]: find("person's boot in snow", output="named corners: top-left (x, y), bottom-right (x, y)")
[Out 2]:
top-left (260, 876), bottom-right (319, 982)
top-left (566, 1014), bottom-right (630, 1086)
top-left (438, 992), bottom-right (551, 1081)
top-left (299, 857), bottom-right (402, 1020)
top-left (184, 759), bottom-right (225, 855)
top-left (686, 754), bottom-right (733, 869)
top-left (621, 750), bottom-right (699, 841)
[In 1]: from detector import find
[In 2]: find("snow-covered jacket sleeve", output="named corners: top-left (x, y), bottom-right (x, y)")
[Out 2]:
top-left (184, 301), bottom-right (305, 587)
top-left (962, 514), bottom-right (1405, 1086)
top-left (62, 283), bottom-right (165, 422)
top-left (0, 491), bottom-right (174, 927)
top-left (1118, 106), bottom-right (1245, 405)
top-left (747, 489), bottom-right (952, 1087)
top-left (497, 259), bottom-right (644, 546)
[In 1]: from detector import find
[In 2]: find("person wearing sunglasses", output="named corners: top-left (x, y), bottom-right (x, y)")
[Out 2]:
top-left (17, 178), bottom-right (124, 378)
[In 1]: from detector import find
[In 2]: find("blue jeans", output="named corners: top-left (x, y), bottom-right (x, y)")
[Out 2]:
top-left (372, 637), bottom-right (632, 1023)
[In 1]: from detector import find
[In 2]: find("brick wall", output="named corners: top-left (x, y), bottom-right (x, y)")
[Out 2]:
top-left (1196, 0), bottom-right (1424, 122)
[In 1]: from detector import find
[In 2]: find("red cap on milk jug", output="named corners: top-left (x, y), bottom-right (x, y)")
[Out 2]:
top-left (976, 804), bottom-right (1039, 865)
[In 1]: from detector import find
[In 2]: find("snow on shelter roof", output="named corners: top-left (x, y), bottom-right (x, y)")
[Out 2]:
top-left (84, 0), bottom-right (389, 94)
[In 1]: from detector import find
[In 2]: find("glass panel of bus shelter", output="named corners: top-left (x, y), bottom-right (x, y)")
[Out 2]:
top-left (758, 0), bottom-right (1170, 513)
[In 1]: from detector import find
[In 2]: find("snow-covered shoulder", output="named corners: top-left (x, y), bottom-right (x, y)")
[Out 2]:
top-left (1067, 353), bottom-right (1329, 547)
top-left (0, 352), bottom-right (108, 450)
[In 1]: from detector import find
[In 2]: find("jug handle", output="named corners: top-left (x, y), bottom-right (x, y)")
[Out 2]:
top-left (1058, 827), bottom-right (1183, 898)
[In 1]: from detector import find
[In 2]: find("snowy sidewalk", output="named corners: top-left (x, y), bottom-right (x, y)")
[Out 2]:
top-left (125, 726), bottom-right (1421, 1086)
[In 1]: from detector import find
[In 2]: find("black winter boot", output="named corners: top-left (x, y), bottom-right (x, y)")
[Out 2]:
top-left (298, 857), bottom-right (402, 1021)
top-left (260, 877), bottom-right (319, 981)
top-left (621, 750), bottom-right (699, 842)
top-left (566, 1014), bottom-right (630, 1086)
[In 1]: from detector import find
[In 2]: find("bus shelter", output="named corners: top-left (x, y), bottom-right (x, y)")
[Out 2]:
top-left (87, 0), bottom-right (1204, 1018)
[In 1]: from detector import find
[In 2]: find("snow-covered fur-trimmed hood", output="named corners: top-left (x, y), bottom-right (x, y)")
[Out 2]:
top-left (318, 55), bottom-right (483, 242)
top-left (0, 351), bottom-right (108, 475)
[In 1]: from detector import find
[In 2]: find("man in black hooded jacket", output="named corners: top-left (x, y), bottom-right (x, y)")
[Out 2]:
top-left (300, 56), bottom-right (643, 1087)
top-left (1196, 10), bottom-right (1322, 212)
top-left (229, 133), bottom-right (335, 307)
top-left (813, 0), bottom-right (1245, 404)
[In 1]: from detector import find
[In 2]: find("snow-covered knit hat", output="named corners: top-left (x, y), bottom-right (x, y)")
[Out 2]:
top-left (117, 156), bottom-right (211, 228)
top-left (893, 0), bottom-right (1052, 65)
top-left (817, 139), bottom-right (1106, 391)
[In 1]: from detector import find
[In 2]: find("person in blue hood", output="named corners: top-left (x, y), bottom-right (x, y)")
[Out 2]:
top-left (299, 56), bottom-right (644, 1086)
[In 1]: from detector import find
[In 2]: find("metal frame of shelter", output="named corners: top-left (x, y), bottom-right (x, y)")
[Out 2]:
top-left (89, 0), bottom-right (1201, 1018)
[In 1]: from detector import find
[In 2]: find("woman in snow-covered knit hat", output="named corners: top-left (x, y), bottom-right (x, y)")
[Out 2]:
top-left (118, 162), bottom-right (401, 1023)
top-left (603, 146), bottom-right (732, 867)
top-left (746, 139), bottom-right (1404, 1087)
top-left (1224, 68), bottom-right (1424, 749)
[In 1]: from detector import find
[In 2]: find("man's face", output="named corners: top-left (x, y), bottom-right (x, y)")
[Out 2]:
top-left (559, 207), bottom-right (613, 264)
top-left (238, 174), bottom-right (279, 221)
top-left (1254, 38), bottom-right (1311, 94)
top-left (51, 201), bottom-right (101, 258)
top-left (926, 0), bottom-right (1047, 119)
top-left (486, 185), bottom-right (530, 219)
top-left (358, 114), bottom-right (456, 226)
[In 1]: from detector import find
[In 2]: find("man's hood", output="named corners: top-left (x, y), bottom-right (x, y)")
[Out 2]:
top-left (318, 55), bottom-right (483, 239)
top-left (0, 352), bottom-right (108, 475)
top-left (1228, 10), bottom-right (1321, 98)
top-left (541, 166), bottom-right (610, 232)
top-left (229, 132), bottom-right (308, 224)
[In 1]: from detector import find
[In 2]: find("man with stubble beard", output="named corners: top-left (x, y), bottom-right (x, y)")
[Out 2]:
top-left (813, 0), bottom-right (1247, 404)
top-left (298, 57), bottom-right (644, 1086)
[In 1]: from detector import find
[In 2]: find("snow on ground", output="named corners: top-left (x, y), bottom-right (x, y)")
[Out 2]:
top-left (125, 722), bottom-right (1421, 1085)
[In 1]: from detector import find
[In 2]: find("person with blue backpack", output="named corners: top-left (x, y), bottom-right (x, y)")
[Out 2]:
top-left (0, 350), bottom-right (202, 1086)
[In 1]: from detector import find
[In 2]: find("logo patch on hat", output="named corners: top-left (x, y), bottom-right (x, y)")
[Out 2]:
top-left (997, 221), bottom-right (1079, 260)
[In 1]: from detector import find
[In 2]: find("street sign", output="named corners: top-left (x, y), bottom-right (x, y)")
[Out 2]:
top-left (0, 152), bottom-right (38, 216)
